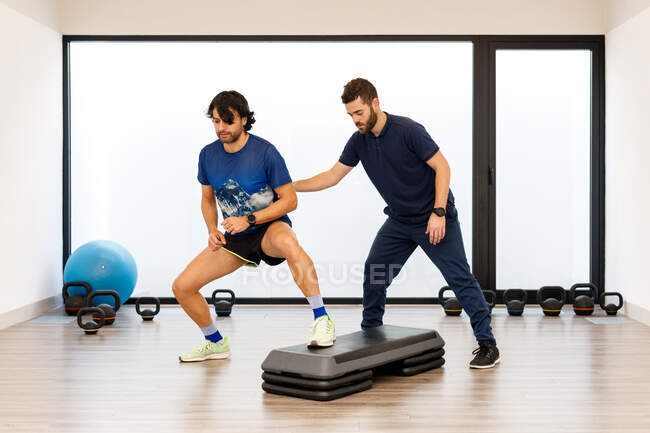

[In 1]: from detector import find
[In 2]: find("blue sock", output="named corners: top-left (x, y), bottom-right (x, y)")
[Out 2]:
top-left (307, 294), bottom-right (328, 319)
top-left (312, 306), bottom-right (327, 319)
top-left (200, 323), bottom-right (224, 344)
top-left (205, 330), bottom-right (223, 344)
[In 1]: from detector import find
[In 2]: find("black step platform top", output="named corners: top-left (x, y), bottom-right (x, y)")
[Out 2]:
top-left (261, 325), bottom-right (445, 379)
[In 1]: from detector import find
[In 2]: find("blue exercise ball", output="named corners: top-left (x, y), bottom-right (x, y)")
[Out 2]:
top-left (63, 240), bottom-right (138, 308)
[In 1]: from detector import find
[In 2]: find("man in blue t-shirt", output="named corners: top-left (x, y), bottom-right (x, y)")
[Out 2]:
top-left (173, 91), bottom-right (335, 362)
top-left (294, 79), bottom-right (500, 369)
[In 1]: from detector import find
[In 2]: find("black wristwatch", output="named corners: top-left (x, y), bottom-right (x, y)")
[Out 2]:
top-left (432, 207), bottom-right (446, 217)
top-left (246, 213), bottom-right (256, 226)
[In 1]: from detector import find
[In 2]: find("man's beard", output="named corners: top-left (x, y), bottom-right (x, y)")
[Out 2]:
top-left (357, 109), bottom-right (378, 134)
top-left (220, 128), bottom-right (243, 143)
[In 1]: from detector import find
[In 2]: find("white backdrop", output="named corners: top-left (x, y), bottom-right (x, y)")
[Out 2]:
top-left (70, 41), bottom-right (474, 298)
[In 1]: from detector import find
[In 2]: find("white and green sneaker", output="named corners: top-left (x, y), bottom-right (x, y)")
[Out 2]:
top-left (179, 337), bottom-right (231, 362)
top-left (309, 315), bottom-right (336, 347)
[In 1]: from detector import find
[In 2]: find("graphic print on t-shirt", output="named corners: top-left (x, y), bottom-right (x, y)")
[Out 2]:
top-left (197, 134), bottom-right (293, 236)
top-left (214, 179), bottom-right (274, 218)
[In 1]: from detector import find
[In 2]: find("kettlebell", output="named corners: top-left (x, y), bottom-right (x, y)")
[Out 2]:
top-left (212, 289), bottom-right (235, 317)
top-left (570, 283), bottom-right (598, 316)
top-left (504, 288), bottom-right (526, 316)
top-left (438, 286), bottom-right (462, 316)
top-left (87, 290), bottom-right (121, 325)
top-left (77, 307), bottom-right (105, 335)
top-left (536, 286), bottom-right (566, 316)
top-left (135, 297), bottom-right (161, 321)
top-left (482, 290), bottom-right (496, 312)
top-left (599, 292), bottom-right (623, 316)
top-left (62, 281), bottom-right (92, 316)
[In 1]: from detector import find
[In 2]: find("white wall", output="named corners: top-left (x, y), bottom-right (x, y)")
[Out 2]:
top-left (0, 1), bottom-right (62, 319)
top-left (58, 0), bottom-right (607, 35)
top-left (605, 2), bottom-right (650, 321)
top-left (0, 0), bottom-right (59, 31)
top-left (606, 0), bottom-right (650, 30)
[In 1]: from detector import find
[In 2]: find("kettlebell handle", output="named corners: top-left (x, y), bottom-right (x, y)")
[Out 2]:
top-left (135, 296), bottom-right (161, 315)
top-left (212, 289), bottom-right (235, 305)
top-left (599, 292), bottom-right (623, 310)
top-left (62, 281), bottom-right (92, 301)
top-left (504, 289), bottom-right (526, 304)
top-left (437, 286), bottom-right (454, 304)
top-left (482, 290), bottom-right (497, 309)
top-left (536, 286), bottom-right (566, 305)
top-left (569, 283), bottom-right (598, 301)
top-left (87, 290), bottom-right (122, 311)
top-left (77, 307), bottom-right (105, 329)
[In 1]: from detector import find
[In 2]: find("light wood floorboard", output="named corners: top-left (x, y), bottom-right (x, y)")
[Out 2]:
top-left (0, 305), bottom-right (648, 432)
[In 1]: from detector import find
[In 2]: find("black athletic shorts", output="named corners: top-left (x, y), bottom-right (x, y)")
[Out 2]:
top-left (222, 222), bottom-right (286, 267)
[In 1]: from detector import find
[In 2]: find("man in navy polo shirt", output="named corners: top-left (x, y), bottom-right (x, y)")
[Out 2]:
top-left (293, 78), bottom-right (500, 369)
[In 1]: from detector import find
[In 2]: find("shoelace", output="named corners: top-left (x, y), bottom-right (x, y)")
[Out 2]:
top-left (472, 345), bottom-right (490, 357)
top-left (322, 320), bottom-right (334, 333)
top-left (313, 317), bottom-right (333, 333)
top-left (196, 341), bottom-right (213, 353)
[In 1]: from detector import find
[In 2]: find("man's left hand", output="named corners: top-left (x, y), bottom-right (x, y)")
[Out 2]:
top-left (425, 212), bottom-right (446, 245)
top-left (221, 216), bottom-right (251, 235)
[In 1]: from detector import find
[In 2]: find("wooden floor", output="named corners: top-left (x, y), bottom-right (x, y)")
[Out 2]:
top-left (1, 305), bottom-right (649, 433)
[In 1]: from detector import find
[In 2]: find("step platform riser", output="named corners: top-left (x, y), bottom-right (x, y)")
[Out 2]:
top-left (261, 326), bottom-right (446, 401)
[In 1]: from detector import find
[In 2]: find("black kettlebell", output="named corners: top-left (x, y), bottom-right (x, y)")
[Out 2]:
top-left (599, 292), bottom-right (623, 316)
top-left (87, 290), bottom-right (121, 325)
top-left (504, 288), bottom-right (526, 316)
top-left (438, 286), bottom-right (462, 316)
top-left (62, 281), bottom-right (92, 316)
top-left (536, 286), bottom-right (566, 316)
top-left (77, 307), bottom-right (105, 335)
top-left (212, 289), bottom-right (235, 317)
top-left (482, 290), bottom-right (496, 312)
top-left (136, 297), bottom-right (161, 321)
top-left (570, 283), bottom-right (598, 316)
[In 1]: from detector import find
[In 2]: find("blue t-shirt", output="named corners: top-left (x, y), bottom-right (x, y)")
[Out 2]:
top-left (197, 134), bottom-right (292, 237)
top-left (339, 113), bottom-right (455, 225)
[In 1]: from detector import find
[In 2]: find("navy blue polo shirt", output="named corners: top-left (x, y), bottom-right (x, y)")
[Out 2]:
top-left (339, 113), bottom-right (455, 225)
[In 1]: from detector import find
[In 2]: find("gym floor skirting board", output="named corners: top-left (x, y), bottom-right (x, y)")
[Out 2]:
top-left (261, 325), bottom-right (445, 401)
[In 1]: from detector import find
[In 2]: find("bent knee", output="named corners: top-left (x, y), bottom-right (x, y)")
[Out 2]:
top-left (172, 277), bottom-right (199, 299)
top-left (275, 236), bottom-right (302, 261)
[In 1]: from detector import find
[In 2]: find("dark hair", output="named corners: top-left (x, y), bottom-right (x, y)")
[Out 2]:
top-left (205, 90), bottom-right (256, 131)
top-left (341, 78), bottom-right (378, 105)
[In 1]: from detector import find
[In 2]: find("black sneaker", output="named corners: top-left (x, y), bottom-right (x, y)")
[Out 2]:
top-left (469, 341), bottom-right (500, 369)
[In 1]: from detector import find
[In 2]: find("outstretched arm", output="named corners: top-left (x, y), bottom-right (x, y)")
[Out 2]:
top-left (293, 162), bottom-right (354, 192)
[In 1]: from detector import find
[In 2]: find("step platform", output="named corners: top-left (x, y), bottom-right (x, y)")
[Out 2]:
top-left (261, 325), bottom-right (445, 401)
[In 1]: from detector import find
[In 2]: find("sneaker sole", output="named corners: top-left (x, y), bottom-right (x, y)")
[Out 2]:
top-left (179, 351), bottom-right (232, 362)
top-left (469, 357), bottom-right (500, 369)
top-left (308, 337), bottom-right (336, 348)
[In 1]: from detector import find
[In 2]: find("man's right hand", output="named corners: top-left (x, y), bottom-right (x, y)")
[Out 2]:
top-left (208, 230), bottom-right (227, 251)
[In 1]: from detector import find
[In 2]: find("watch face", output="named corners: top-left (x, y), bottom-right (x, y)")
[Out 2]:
top-left (434, 208), bottom-right (446, 217)
top-left (247, 214), bottom-right (256, 224)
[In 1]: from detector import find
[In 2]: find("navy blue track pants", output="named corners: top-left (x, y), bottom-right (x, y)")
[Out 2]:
top-left (361, 205), bottom-right (497, 345)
